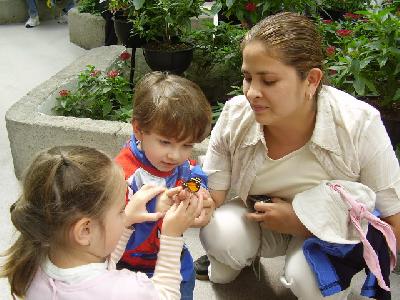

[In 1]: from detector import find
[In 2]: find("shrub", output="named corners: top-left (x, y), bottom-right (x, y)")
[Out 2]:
top-left (54, 51), bottom-right (134, 122)
top-left (318, 5), bottom-right (400, 108)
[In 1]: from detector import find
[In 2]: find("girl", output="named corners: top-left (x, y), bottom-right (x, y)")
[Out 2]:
top-left (1, 145), bottom-right (199, 299)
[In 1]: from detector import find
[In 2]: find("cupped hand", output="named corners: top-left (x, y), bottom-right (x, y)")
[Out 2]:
top-left (191, 188), bottom-right (215, 227)
top-left (162, 193), bottom-right (201, 237)
top-left (245, 197), bottom-right (312, 237)
top-left (156, 186), bottom-right (184, 213)
top-left (124, 184), bottom-right (166, 226)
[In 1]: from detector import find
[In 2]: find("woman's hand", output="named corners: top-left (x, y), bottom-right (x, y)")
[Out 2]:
top-left (162, 194), bottom-right (201, 237)
top-left (191, 188), bottom-right (215, 227)
top-left (124, 185), bottom-right (168, 227)
top-left (246, 197), bottom-right (312, 237)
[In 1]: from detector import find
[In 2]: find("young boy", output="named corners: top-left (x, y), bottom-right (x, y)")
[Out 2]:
top-left (115, 72), bottom-right (213, 299)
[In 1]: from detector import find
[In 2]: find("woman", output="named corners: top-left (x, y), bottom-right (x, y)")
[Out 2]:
top-left (196, 12), bottom-right (400, 300)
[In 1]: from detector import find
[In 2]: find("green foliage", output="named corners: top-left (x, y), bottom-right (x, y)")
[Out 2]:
top-left (207, 0), bottom-right (321, 27)
top-left (319, 0), bottom-right (370, 13)
top-left (107, 0), bottom-right (147, 19)
top-left (186, 21), bottom-right (247, 101)
top-left (319, 5), bottom-right (400, 108)
top-left (187, 21), bottom-right (246, 76)
top-left (53, 53), bottom-right (134, 122)
top-left (77, 0), bottom-right (104, 15)
top-left (127, 0), bottom-right (204, 44)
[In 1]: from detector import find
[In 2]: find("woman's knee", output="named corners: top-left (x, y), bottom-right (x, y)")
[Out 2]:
top-left (282, 237), bottom-right (349, 300)
top-left (200, 199), bottom-right (260, 269)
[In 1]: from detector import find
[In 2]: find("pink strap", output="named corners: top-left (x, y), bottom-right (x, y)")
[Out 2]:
top-left (329, 183), bottom-right (397, 292)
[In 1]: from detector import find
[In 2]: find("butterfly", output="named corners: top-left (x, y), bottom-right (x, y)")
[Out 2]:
top-left (182, 177), bottom-right (202, 193)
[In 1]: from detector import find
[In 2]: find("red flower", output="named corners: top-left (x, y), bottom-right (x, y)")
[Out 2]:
top-left (244, 2), bottom-right (257, 12)
top-left (336, 29), bottom-right (353, 37)
top-left (326, 46), bottom-right (336, 56)
top-left (328, 69), bottom-right (338, 75)
top-left (119, 51), bottom-right (131, 61)
top-left (90, 70), bottom-right (101, 77)
top-left (343, 12), bottom-right (361, 20)
top-left (59, 89), bottom-right (70, 97)
top-left (107, 70), bottom-right (120, 78)
top-left (322, 19), bottom-right (333, 24)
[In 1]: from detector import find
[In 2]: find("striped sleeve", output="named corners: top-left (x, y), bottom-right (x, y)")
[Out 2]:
top-left (151, 235), bottom-right (184, 300)
top-left (108, 228), bottom-right (133, 270)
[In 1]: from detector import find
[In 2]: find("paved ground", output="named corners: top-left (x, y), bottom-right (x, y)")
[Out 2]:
top-left (0, 19), bottom-right (399, 300)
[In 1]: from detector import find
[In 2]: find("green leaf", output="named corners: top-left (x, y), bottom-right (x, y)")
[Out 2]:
top-left (102, 101), bottom-right (112, 117)
top-left (132, 0), bottom-right (145, 10)
top-left (394, 89), bottom-right (400, 101)
top-left (226, 0), bottom-right (234, 9)
top-left (350, 59), bottom-right (360, 75)
top-left (353, 76), bottom-right (366, 95)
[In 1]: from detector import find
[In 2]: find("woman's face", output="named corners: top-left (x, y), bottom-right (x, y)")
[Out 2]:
top-left (242, 41), bottom-right (311, 126)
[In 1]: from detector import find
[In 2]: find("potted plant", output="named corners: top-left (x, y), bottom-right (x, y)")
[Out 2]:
top-left (185, 20), bottom-right (247, 103)
top-left (107, 0), bottom-right (146, 48)
top-left (129, 0), bottom-right (205, 74)
top-left (318, 3), bottom-right (400, 146)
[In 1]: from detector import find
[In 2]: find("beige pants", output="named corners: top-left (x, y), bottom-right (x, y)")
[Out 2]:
top-left (200, 198), bottom-right (350, 300)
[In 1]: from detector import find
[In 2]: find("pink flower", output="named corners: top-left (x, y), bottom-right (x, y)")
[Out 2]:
top-left (326, 46), bottom-right (336, 56)
top-left (107, 70), bottom-right (120, 78)
top-left (90, 70), bottom-right (101, 77)
top-left (336, 29), bottom-right (353, 37)
top-left (343, 12), bottom-right (361, 20)
top-left (244, 2), bottom-right (257, 12)
top-left (119, 51), bottom-right (131, 61)
top-left (59, 89), bottom-right (70, 97)
top-left (322, 19), bottom-right (333, 24)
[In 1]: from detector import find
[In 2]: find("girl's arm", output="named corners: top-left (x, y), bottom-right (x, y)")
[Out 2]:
top-left (151, 235), bottom-right (184, 300)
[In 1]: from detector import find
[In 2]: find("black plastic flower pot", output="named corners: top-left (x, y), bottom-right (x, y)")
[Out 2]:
top-left (142, 45), bottom-right (194, 75)
top-left (113, 17), bottom-right (145, 48)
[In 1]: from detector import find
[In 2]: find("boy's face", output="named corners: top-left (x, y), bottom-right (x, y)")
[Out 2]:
top-left (134, 124), bottom-right (195, 172)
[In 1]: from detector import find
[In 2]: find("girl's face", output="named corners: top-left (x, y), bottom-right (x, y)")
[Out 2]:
top-left (242, 41), bottom-right (311, 126)
top-left (90, 172), bottom-right (127, 258)
top-left (134, 126), bottom-right (195, 172)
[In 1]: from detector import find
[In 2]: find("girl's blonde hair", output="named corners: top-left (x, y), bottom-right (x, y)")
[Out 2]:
top-left (0, 146), bottom-right (125, 297)
top-left (241, 12), bottom-right (325, 94)
top-left (132, 72), bottom-right (212, 143)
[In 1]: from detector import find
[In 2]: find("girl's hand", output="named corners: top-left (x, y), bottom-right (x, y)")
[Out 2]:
top-left (156, 186), bottom-right (184, 213)
top-left (124, 185), bottom-right (166, 226)
top-left (245, 197), bottom-right (312, 237)
top-left (162, 194), bottom-right (201, 237)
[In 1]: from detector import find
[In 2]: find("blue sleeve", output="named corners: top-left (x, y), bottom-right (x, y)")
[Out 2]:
top-left (190, 164), bottom-right (208, 189)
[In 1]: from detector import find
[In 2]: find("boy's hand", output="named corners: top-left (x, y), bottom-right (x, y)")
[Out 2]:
top-left (124, 185), bottom-right (166, 227)
top-left (191, 188), bottom-right (215, 227)
top-left (162, 195), bottom-right (201, 237)
top-left (156, 186), bottom-right (183, 213)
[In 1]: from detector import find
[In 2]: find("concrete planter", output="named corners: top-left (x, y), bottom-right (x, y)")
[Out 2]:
top-left (6, 45), bottom-right (208, 178)
top-left (68, 8), bottom-right (106, 50)
top-left (0, 0), bottom-right (65, 24)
